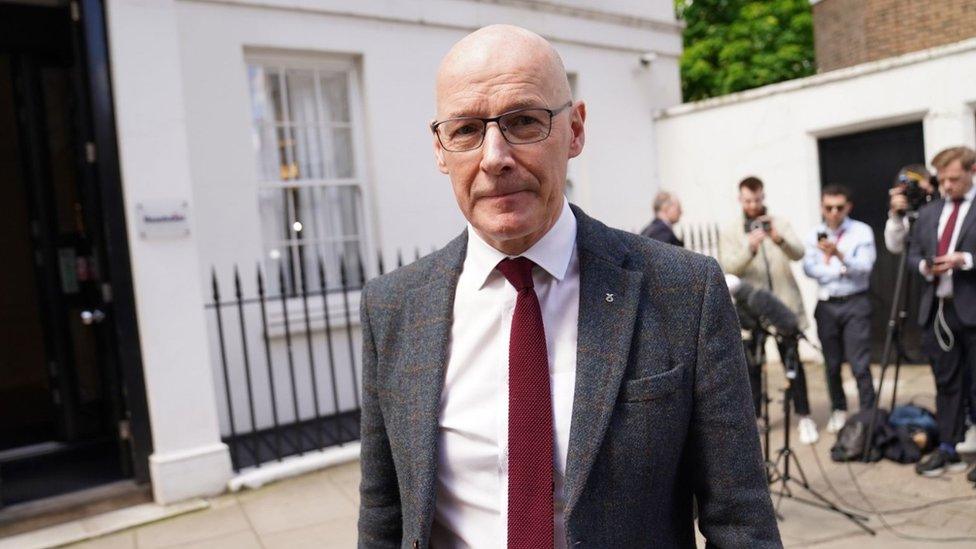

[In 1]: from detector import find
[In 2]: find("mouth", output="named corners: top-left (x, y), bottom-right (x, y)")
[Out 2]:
top-left (480, 189), bottom-right (532, 200)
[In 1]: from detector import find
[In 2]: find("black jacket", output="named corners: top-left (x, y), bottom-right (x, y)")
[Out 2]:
top-left (640, 218), bottom-right (684, 247)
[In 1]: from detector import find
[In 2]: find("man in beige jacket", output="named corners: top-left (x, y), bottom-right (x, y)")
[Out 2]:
top-left (720, 176), bottom-right (819, 444)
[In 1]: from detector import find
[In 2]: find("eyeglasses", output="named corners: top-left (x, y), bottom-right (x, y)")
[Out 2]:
top-left (823, 204), bottom-right (846, 212)
top-left (431, 102), bottom-right (573, 152)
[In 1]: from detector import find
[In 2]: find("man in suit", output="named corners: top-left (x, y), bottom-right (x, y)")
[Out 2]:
top-left (639, 191), bottom-right (684, 247)
top-left (908, 146), bottom-right (976, 484)
top-left (358, 25), bottom-right (780, 547)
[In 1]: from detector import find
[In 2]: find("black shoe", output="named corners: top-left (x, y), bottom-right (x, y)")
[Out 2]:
top-left (968, 465), bottom-right (976, 484)
top-left (915, 449), bottom-right (966, 477)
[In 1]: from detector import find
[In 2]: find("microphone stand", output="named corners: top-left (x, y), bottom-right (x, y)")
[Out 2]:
top-left (765, 330), bottom-right (876, 535)
top-left (861, 211), bottom-right (919, 461)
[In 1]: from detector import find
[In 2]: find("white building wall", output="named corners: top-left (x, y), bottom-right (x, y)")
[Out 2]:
top-left (655, 39), bottom-right (976, 329)
top-left (107, 0), bottom-right (682, 502)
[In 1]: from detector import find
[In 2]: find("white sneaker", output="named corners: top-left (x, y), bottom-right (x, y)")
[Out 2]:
top-left (957, 425), bottom-right (976, 454)
top-left (798, 416), bottom-right (819, 445)
top-left (827, 410), bottom-right (847, 434)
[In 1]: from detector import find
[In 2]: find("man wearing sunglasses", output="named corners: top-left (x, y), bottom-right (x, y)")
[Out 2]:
top-left (803, 185), bottom-right (878, 431)
top-left (358, 24), bottom-right (779, 549)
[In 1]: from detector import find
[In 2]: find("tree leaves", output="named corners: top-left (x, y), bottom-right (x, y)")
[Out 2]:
top-left (675, 0), bottom-right (815, 101)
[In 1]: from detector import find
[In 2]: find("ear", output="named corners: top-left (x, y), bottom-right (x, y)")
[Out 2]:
top-left (567, 100), bottom-right (586, 159)
top-left (432, 122), bottom-right (449, 175)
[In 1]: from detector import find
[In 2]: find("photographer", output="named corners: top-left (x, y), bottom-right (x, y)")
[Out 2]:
top-left (720, 176), bottom-right (818, 444)
top-left (885, 164), bottom-right (936, 254)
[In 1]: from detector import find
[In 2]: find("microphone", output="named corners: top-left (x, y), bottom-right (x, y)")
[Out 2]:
top-left (728, 278), bottom-right (800, 338)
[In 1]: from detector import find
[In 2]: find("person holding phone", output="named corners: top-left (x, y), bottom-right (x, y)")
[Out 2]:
top-left (803, 185), bottom-right (878, 434)
top-left (907, 146), bottom-right (976, 482)
top-left (719, 176), bottom-right (819, 444)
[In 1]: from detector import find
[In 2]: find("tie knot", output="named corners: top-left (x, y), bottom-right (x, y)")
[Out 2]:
top-left (953, 198), bottom-right (964, 206)
top-left (497, 257), bottom-right (536, 291)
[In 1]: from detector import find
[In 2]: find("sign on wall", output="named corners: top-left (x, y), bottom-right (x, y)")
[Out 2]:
top-left (136, 200), bottom-right (191, 239)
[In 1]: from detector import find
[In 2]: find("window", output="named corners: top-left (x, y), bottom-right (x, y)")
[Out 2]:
top-left (246, 55), bottom-right (368, 296)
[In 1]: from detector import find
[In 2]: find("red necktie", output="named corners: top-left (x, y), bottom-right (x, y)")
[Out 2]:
top-left (937, 198), bottom-right (964, 256)
top-left (496, 257), bottom-right (553, 549)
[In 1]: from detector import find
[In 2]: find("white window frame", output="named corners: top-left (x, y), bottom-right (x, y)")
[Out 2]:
top-left (244, 51), bottom-right (376, 306)
top-left (244, 48), bottom-right (377, 330)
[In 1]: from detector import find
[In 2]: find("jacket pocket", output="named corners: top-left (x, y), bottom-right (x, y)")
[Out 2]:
top-left (620, 366), bottom-right (686, 403)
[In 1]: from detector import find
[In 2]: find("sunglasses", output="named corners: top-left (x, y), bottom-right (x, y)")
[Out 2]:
top-left (823, 205), bottom-right (846, 212)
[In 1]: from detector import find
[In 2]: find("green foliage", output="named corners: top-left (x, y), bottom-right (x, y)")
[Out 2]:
top-left (675, 0), bottom-right (815, 101)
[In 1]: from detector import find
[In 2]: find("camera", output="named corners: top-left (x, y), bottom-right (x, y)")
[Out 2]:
top-left (896, 173), bottom-right (928, 214)
top-left (745, 218), bottom-right (772, 233)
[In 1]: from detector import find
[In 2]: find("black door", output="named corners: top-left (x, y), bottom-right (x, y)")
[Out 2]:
top-left (0, 1), bottom-right (149, 507)
top-left (817, 122), bottom-right (926, 363)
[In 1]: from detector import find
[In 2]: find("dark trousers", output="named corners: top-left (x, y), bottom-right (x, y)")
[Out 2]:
top-left (921, 299), bottom-right (976, 445)
top-left (744, 333), bottom-right (811, 417)
top-left (814, 294), bottom-right (876, 412)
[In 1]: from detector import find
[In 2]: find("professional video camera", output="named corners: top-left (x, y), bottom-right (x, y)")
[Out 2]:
top-left (893, 172), bottom-right (932, 215)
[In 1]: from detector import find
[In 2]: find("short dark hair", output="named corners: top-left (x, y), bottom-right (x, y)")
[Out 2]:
top-left (821, 184), bottom-right (851, 201)
top-left (738, 176), bottom-right (764, 193)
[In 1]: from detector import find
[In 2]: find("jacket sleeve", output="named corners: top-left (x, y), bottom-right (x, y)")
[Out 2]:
top-left (774, 218), bottom-right (805, 260)
top-left (691, 259), bottom-right (782, 548)
top-left (718, 225), bottom-right (753, 276)
top-left (358, 286), bottom-right (403, 548)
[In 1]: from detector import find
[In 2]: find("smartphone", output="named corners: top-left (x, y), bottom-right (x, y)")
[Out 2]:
top-left (817, 232), bottom-right (828, 241)
top-left (924, 256), bottom-right (934, 268)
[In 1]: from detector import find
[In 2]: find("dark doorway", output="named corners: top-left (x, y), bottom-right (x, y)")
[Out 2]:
top-left (0, 1), bottom-right (150, 508)
top-left (817, 122), bottom-right (926, 363)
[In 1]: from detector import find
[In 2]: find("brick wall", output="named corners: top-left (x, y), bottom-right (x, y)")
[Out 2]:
top-left (813, 0), bottom-right (976, 72)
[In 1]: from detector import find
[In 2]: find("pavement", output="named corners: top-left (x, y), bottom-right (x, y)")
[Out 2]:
top-left (61, 361), bottom-right (976, 548)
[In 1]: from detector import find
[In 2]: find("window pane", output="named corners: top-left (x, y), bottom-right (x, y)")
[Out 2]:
top-left (286, 69), bottom-right (318, 126)
top-left (247, 65), bottom-right (270, 125)
top-left (319, 71), bottom-right (349, 122)
top-left (266, 69), bottom-right (286, 124)
top-left (327, 128), bottom-right (354, 178)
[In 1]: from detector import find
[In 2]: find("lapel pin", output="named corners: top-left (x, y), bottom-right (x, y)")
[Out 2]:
top-left (605, 293), bottom-right (614, 303)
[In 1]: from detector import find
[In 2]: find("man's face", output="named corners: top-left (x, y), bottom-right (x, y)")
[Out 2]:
top-left (821, 194), bottom-right (851, 227)
top-left (938, 159), bottom-right (975, 201)
top-left (433, 36), bottom-right (585, 253)
top-left (664, 199), bottom-right (682, 224)
top-left (739, 188), bottom-right (765, 218)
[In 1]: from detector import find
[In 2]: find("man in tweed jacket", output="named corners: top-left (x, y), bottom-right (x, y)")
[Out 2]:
top-left (358, 25), bottom-right (780, 548)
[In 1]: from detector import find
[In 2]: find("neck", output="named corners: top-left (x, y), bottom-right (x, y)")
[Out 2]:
top-left (827, 218), bottom-right (845, 231)
top-left (477, 201), bottom-right (563, 256)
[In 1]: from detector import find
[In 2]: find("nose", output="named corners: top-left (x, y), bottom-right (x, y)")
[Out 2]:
top-left (479, 122), bottom-right (515, 176)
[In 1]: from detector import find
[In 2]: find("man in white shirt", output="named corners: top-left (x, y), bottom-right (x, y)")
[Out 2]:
top-left (357, 24), bottom-right (780, 548)
top-left (884, 164), bottom-right (936, 254)
top-left (907, 146), bottom-right (976, 482)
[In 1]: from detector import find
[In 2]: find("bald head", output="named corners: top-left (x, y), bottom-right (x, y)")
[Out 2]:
top-left (436, 25), bottom-right (572, 118)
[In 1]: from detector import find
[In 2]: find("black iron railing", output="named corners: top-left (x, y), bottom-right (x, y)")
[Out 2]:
top-left (206, 252), bottom-right (414, 472)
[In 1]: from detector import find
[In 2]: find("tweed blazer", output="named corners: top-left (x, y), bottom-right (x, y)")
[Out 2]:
top-left (907, 197), bottom-right (976, 327)
top-left (358, 205), bottom-right (781, 548)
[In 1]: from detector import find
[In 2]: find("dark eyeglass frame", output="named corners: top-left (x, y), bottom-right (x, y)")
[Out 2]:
top-left (823, 204), bottom-right (847, 212)
top-left (430, 101), bottom-right (574, 152)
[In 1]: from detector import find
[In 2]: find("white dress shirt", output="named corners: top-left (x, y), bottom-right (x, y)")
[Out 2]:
top-left (431, 198), bottom-right (579, 549)
top-left (919, 185), bottom-right (976, 298)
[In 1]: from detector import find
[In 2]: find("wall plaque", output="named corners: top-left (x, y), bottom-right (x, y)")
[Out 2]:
top-left (136, 200), bottom-right (191, 239)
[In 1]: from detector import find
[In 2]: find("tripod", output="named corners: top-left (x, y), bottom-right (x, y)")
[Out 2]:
top-left (766, 333), bottom-right (876, 535)
top-left (862, 213), bottom-right (918, 460)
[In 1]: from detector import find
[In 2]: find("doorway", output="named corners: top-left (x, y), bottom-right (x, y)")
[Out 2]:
top-left (817, 121), bottom-right (926, 363)
top-left (0, 0), bottom-right (149, 508)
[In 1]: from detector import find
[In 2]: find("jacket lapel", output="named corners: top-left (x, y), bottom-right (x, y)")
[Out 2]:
top-left (563, 206), bottom-right (643, 516)
top-left (954, 199), bottom-right (976, 250)
top-left (398, 232), bottom-right (466, 535)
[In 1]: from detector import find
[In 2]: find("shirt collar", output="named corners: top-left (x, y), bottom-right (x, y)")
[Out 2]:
top-left (822, 217), bottom-right (851, 235)
top-left (464, 197), bottom-right (577, 290)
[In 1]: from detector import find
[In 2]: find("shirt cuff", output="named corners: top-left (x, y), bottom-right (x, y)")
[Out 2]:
top-left (919, 259), bottom-right (934, 281)
top-left (963, 252), bottom-right (974, 271)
